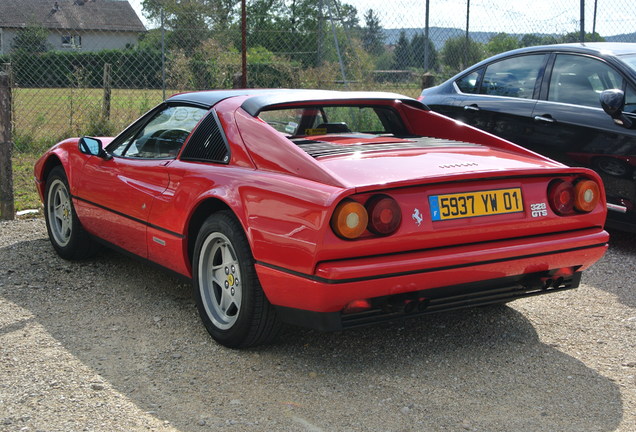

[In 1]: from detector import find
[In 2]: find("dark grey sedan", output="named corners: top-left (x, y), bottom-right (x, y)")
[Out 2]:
top-left (420, 43), bottom-right (636, 231)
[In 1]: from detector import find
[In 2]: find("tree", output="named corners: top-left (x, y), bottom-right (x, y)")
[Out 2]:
top-left (411, 33), bottom-right (438, 71)
top-left (142, 0), bottom-right (238, 29)
top-left (559, 31), bottom-right (605, 43)
top-left (392, 31), bottom-right (410, 69)
top-left (11, 24), bottom-right (49, 53)
top-left (362, 9), bottom-right (385, 56)
top-left (441, 36), bottom-right (484, 71)
top-left (140, 0), bottom-right (360, 71)
top-left (141, 0), bottom-right (239, 53)
top-left (486, 33), bottom-right (520, 56)
top-left (337, 3), bottom-right (359, 29)
top-left (392, 32), bottom-right (438, 71)
top-left (247, 0), bottom-right (286, 49)
top-left (520, 33), bottom-right (559, 47)
top-left (520, 34), bottom-right (541, 47)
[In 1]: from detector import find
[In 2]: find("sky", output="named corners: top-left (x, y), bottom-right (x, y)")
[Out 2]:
top-left (126, 0), bottom-right (635, 37)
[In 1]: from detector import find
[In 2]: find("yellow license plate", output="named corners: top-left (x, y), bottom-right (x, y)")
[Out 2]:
top-left (429, 188), bottom-right (523, 221)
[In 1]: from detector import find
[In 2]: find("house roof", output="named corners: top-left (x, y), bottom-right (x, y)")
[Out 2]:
top-left (0, 0), bottom-right (146, 32)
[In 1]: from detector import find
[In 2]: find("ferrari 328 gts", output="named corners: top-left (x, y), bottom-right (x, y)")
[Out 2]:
top-left (34, 89), bottom-right (609, 347)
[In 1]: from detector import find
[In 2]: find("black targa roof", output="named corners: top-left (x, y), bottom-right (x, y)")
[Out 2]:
top-left (167, 89), bottom-right (427, 114)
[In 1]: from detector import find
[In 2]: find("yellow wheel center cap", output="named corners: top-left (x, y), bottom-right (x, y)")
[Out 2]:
top-left (227, 274), bottom-right (235, 286)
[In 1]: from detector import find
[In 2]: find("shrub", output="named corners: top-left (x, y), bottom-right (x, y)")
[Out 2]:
top-left (9, 49), bottom-right (163, 89)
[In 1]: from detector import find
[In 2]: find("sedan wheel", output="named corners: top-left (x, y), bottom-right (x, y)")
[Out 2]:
top-left (594, 156), bottom-right (630, 177)
top-left (193, 211), bottom-right (280, 348)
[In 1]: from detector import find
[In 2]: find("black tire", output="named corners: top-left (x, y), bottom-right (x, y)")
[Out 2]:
top-left (193, 211), bottom-right (281, 348)
top-left (44, 166), bottom-right (97, 260)
top-left (593, 156), bottom-right (631, 178)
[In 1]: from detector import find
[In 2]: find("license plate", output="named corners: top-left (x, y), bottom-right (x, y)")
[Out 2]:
top-left (429, 188), bottom-right (523, 221)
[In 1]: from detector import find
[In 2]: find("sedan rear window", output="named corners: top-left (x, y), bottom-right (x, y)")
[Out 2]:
top-left (456, 71), bottom-right (481, 94)
top-left (548, 54), bottom-right (623, 107)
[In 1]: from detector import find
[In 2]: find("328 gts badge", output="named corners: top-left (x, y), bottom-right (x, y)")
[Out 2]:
top-left (530, 202), bottom-right (548, 217)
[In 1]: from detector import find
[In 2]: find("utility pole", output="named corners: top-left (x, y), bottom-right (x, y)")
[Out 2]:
top-left (580, 0), bottom-right (585, 42)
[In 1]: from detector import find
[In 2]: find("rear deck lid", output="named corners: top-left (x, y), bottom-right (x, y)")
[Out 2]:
top-left (294, 135), bottom-right (564, 191)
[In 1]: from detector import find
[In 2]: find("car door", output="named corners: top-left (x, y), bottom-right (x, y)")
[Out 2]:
top-left (452, 54), bottom-right (548, 145)
top-left (529, 53), bottom-right (636, 227)
top-left (74, 104), bottom-right (207, 257)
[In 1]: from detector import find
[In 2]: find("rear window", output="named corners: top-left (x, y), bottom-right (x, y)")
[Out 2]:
top-left (456, 70), bottom-right (482, 94)
top-left (258, 105), bottom-right (408, 137)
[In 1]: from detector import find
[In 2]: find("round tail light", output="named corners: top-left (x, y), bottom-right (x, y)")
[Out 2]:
top-left (548, 180), bottom-right (575, 215)
top-left (366, 195), bottom-right (402, 235)
top-left (574, 180), bottom-right (600, 213)
top-left (331, 200), bottom-right (368, 239)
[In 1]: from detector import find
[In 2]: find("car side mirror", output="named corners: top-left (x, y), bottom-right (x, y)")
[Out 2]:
top-left (78, 136), bottom-right (112, 160)
top-left (600, 89), bottom-right (633, 129)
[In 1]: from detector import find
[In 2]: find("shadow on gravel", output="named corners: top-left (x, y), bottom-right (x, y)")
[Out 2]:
top-left (0, 237), bottom-right (625, 432)
top-left (583, 227), bottom-right (636, 308)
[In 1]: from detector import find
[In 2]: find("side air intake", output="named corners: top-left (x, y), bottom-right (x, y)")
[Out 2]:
top-left (180, 110), bottom-right (230, 163)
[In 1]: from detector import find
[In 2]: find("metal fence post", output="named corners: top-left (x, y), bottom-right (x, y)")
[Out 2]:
top-left (0, 72), bottom-right (14, 220)
top-left (580, 0), bottom-right (586, 42)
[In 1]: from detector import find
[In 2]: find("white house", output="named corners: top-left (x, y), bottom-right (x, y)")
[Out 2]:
top-left (0, 0), bottom-right (146, 55)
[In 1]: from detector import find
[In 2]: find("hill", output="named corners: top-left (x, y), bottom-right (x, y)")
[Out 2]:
top-left (383, 27), bottom-right (636, 49)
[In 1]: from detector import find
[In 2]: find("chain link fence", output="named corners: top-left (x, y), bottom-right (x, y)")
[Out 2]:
top-left (1, 0), bottom-right (636, 211)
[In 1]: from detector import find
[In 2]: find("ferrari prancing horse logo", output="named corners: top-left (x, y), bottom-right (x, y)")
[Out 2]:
top-left (412, 208), bottom-right (423, 226)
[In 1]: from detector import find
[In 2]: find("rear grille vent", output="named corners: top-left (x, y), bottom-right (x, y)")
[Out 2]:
top-left (294, 137), bottom-right (480, 159)
top-left (180, 110), bottom-right (230, 163)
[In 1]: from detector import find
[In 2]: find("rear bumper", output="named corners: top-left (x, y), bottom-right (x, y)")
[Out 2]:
top-left (255, 227), bottom-right (608, 330)
top-left (273, 271), bottom-right (581, 331)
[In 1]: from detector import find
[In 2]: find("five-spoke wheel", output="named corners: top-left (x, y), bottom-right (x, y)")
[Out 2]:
top-left (193, 211), bottom-right (280, 348)
top-left (47, 177), bottom-right (73, 248)
top-left (44, 166), bottom-right (96, 260)
top-left (198, 232), bottom-right (243, 330)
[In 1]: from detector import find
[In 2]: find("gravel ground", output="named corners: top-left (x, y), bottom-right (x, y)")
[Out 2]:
top-left (1, 217), bottom-right (635, 432)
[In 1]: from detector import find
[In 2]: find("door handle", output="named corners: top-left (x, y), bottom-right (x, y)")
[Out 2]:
top-left (463, 104), bottom-right (480, 112)
top-left (534, 115), bottom-right (555, 124)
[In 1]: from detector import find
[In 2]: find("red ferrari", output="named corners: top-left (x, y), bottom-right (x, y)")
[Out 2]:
top-left (35, 89), bottom-right (609, 347)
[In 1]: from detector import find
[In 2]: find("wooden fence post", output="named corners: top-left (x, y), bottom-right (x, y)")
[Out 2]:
top-left (102, 63), bottom-right (112, 120)
top-left (0, 71), bottom-right (14, 220)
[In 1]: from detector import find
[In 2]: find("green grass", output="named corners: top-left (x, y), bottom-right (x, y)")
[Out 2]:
top-left (9, 87), bottom-right (167, 213)
top-left (13, 87), bottom-right (166, 145)
top-left (7, 83), bottom-right (422, 214)
top-left (12, 153), bottom-right (41, 212)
